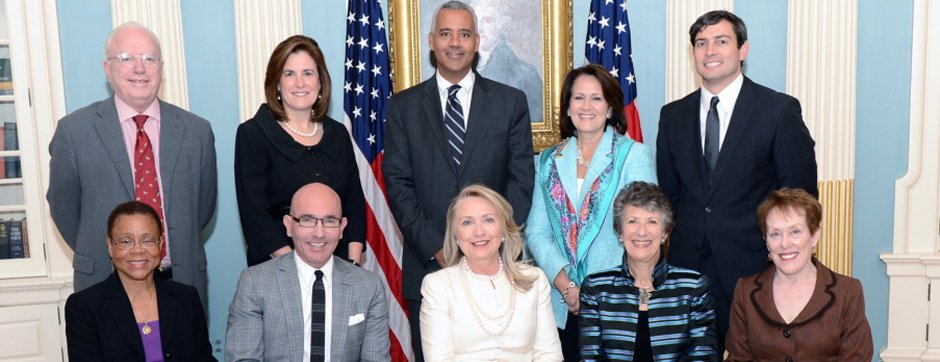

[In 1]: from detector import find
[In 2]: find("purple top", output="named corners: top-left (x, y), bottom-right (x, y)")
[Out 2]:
top-left (136, 320), bottom-right (164, 362)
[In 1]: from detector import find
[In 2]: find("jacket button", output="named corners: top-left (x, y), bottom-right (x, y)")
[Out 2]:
top-left (783, 329), bottom-right (792, 338)
top-left (705, 207), bottom-right (712, 213)
top-left (785, 358), bottom-right (793, 362)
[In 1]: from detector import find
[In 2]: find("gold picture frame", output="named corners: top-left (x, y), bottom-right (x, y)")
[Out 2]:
top-left (388, 0), bottom-right (572, 152)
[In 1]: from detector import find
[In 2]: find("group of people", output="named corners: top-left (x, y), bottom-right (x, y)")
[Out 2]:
top-left (46, 0), bottom-right (874, 361)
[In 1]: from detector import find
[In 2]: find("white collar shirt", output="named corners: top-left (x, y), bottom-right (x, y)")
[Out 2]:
top-left (296, 253), bottom-right (334, 362)
top-left (436, 70), bottom-right (475, 128)
top-left (699, 72), bottom-right (744, 151)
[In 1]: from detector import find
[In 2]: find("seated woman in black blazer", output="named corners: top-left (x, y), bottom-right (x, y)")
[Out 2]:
top-left (65, 201), bottom-right (215, 361)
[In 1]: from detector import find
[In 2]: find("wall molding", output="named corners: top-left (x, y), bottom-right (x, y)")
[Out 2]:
top-left (111, 0), bottom-right (190, 110)
top-left (882, 0), bottom-right (940, 360)
top-left (664, 0), bottom-right (732, 103)
top-left (233, 0), bottom-right (302, 122)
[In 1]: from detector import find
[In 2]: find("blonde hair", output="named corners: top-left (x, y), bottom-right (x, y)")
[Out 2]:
top-left (443, 184), bottom-right (536, 292)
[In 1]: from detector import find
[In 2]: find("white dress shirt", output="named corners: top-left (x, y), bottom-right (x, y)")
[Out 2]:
top-left (699, 72), bottom-right (745, 152)
top-left (296, 254), bottom-right (334, 362)
top-left (436, 71), bottom-right (475, 128)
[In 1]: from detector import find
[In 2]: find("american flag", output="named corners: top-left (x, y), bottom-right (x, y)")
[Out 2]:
top-left (343, 0), bottom-right (413, 360)
top-left (585, 0), bottom-right (643, 142)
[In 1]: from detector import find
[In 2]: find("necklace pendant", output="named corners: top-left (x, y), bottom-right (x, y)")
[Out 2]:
top-left (141, 324), bottom-right (152, 335)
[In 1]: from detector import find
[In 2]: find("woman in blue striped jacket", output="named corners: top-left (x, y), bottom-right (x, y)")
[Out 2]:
top-left (579, 181), bottom-right (719, 361)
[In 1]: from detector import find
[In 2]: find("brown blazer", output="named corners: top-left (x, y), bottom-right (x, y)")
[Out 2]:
top-left (725, 259), bottom-right (873, 361)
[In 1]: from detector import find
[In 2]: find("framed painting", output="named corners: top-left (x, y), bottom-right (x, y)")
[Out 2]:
top-left (389, 0), bottom-right (571, 151)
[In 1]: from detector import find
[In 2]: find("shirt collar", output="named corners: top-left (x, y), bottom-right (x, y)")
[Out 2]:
top-left (700, 72), bottom-right (744, 113)
top-left (295, 252), bottom-right (335, 285)
top-left (435, 70), bottom-right (475, 98)
top-left (114, 96), bottom-right (161, 124)
top-left (620, 253), bottom-right (669, 288)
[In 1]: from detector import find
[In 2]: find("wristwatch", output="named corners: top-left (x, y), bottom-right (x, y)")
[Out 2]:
top-left (348, 258), bottom-right (360, 267)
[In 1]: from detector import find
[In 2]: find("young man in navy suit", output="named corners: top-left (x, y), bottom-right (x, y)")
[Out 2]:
top-left (656, 10), bottom-right (818, 353)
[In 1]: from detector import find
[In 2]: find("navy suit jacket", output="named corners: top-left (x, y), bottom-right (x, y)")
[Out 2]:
top-left (383, 73), bottom-right (534, 300)
top-left (656, 76), bottom-right (817, 297)
top-left (65, 273), bottom-right (216, 362)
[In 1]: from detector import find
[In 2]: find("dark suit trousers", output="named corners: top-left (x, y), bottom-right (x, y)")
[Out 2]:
top-left (701, 248), bottom-right (730, 356)
top-left (408, 297), bottom-right (424, 362)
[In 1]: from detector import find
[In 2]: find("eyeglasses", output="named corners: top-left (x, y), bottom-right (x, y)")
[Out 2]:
top-left (289, 215), bottom-right (342, 228)
top-left (107, 52), bottom-right (163, 68)
top-left (110, 238), bottom-right (161, 250)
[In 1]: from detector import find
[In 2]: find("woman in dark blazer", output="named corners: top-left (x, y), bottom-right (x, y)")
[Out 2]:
top-left (725, 188), bottom-right (873, 361)
top-left (235, 34), bottom-right (365, 267)
top-left (65, 201), bottom-right (215, 361)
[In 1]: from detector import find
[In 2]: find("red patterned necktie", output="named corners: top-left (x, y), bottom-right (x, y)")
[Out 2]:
top-left (132, 114), bottom-right (166, 259)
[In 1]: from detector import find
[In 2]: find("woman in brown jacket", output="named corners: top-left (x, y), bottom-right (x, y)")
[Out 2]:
top-left (725, 188), bottom-right (872, 361)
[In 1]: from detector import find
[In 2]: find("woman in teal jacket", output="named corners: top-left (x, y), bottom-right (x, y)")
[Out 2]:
top-left (525, 64), bottom-right (657, 360)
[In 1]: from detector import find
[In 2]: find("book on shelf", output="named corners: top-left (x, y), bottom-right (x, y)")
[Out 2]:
top-left (21, 218), bottom-right (28, 258)
top-left (0, 220), bottom-right (8, 259)
top-left (4, 122), bottom-right (19, 178)
top-left (8, 219), bottom-right (24, 259)
top-left (0, 56), bottom-right (12, 96)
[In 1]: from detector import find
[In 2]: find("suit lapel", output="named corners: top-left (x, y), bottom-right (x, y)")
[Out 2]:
top-left (707, 77), bottom-right (757, 200)
top-left (277, 255), bottom-right (306, 359)
top-left (680, 92), bottom-right (710, 198)
top-left (419, 79), bottom-right (458, 176)
top-left (93, 98), bottom-right (135, 198)
top-left (158, 101), bottom-right (185, 199)
top-left (101, 274), bottom-right (146, 356)
top-left (459, 74), bottom-right (490, 175)
top-left (330, 259), bottom-right (352, 357)
top-left (155, 278), bottom-right (178, 353)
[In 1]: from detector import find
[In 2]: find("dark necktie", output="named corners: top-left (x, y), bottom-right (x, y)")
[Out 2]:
top-left (132, 115), bottom-right (166, 259)
top-left (444, 84), bottom-right (466, 168)
top-left (310, 270), bottom-right (326, 361)
top-left (704, 96), bottom-right (720, 178)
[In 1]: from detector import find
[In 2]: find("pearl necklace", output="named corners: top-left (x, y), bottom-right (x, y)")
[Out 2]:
top-left (282, 120), bottom-right (320, 137)
top-left (459, 257), bottom-right (516, 336)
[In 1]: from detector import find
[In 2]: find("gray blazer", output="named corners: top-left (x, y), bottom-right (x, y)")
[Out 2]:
top-left (225, 254), bottom-right (390, 362)
top-left (47, 96), bottom-right (217, 309)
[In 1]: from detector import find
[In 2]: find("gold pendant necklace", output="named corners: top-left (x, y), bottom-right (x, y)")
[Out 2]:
top-left (134, 285), bottom-right (156, 335)
top-left (639, 287), bottom-right (654, 305)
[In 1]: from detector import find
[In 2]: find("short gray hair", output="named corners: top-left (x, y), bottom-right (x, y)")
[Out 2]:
top-left (104, 22), bottom-right (162, 60)
top-left (612, 181), bottom-right (674, 237)
top-left (429, 0), bottom-right (478, 34)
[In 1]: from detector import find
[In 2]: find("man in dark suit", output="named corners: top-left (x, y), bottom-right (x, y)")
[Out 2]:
top-left (382, 1), bottom-right (534, 359)
top-left (47, 22), bottom-right (217, 310)
top-left (656, 10), bottom-right (817, 352)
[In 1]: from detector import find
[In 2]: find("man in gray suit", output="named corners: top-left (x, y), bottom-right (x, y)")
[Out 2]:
top-left (383, 1), bottom-right (534, 359)
top-left (47, 22), bottom-right (217, 309)
top-left (225, 183), bottom-right (389, 362)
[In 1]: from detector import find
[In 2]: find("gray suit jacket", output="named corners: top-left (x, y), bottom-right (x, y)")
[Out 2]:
top-left (225, 254), bottom-right (390, 362)
top-left (47, 96), bottom-right (217, 309)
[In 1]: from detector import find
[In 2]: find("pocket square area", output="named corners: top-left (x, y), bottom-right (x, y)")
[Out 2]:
top-left (348, 313), bottom-right (365, 326)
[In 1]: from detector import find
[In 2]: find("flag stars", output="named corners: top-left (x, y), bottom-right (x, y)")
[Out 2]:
top-left (371, 65), bottom-right (382, 77)
top-left (626, 73), bottom-right (635, 84)
top-left (354, 83), bottom-right (364, 96)
top-left (610, 67), bottom-right (619, 78)
top-left (597, 39), bottom-right (606, 51)
top-left (587, 36), bottom-right (598, 49)
top-left (367, 133), bottom-right (376, 145)
top-left (358, 37), bottom-right (369, 49)
top-left (345, 58), bottom-right (353, 70)
top-left (347, 12), bottom-right (356, 23)
top-left (614, 44), bottom-right (622, 56)
top-left (588, 11), bottom-right (596, 23)
top-left (373, 42), bottom-right (385, 54)
top-left (356, 61), bottom-right (366, 73)
top-left (344, 81), bottom-right (352, 93)
top-left (620, 0), bottom-right (629, 12)
top-left (605, 0), bottom-right (614, 4)
top-left (359, 14), bottom-right (370, 26)
top-left (371, 87), bottom-right (379, 99)
top-left (616, 22), bottom-right (627, 34)
top-left (346, 36), bottom-right (354, 47)
top-left (353, 106), bottom-right (362, 118)
top-left (370, 110), bottom-right (377, 122)
top-left (598, 16), bottom-right (610, 29)
top-left (376, 19), bottom-right (385, 31)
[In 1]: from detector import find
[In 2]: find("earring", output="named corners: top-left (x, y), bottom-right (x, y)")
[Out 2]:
top-left (660, 237), bottom-right (665, 245)
top-left (277, 90), bottom-right (282, 103)
top-left (606, 109), bottom-right (612, 119)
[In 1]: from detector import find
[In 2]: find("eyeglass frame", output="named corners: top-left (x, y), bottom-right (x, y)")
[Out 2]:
top-left (109, 237), bottom-right (163, 250)
top-left (288, 215), bottom-right (343, 229)
top-left (107, 52), bottom-right (164, 68)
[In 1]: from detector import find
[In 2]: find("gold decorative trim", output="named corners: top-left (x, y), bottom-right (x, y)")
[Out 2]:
top-left (817, 179), bottom-right (854, 275)
top-left (389, 0), bottom-right (570, 151)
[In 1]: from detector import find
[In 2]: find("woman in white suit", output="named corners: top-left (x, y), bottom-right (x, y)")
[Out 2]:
top-left (420, 185), bottom-right (562, 361)
top-left (525, 64), bottom-right (657, 359)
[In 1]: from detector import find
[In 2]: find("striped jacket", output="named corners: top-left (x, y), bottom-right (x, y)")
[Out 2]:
top-left (579, 256), bottom-right (719, 361)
